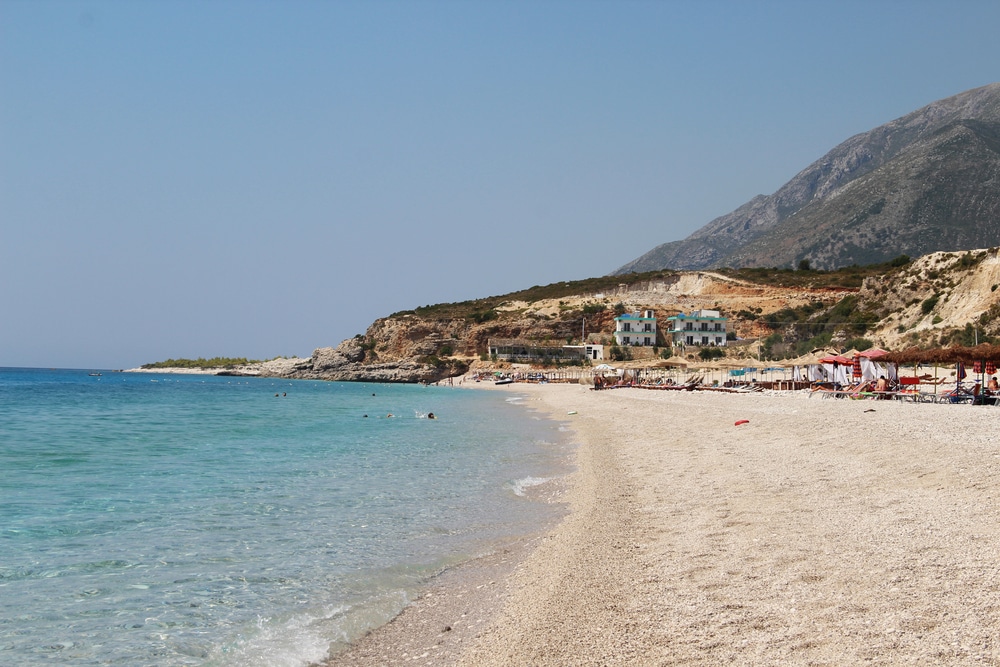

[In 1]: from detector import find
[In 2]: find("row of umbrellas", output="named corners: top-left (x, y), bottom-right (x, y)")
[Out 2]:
top-left (599, 343), bottom-right (1000, 377)
top-left (613, 348), bottom-right (888, 371)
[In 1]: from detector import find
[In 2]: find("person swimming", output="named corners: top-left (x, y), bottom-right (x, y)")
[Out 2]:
top-left (427, 412), bottom-right (436, 419)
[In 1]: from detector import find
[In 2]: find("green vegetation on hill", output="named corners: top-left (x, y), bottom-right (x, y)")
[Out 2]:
top-left (716, 255), bottom-right (911, 289)
top-left (389, 258), bottom-right (912, 323)
top-left (390, 270), bottom-right (682, 320)
top-left (141, 357), bottom-right (261, 370)
top-left (758, 294), bottom-right (881, 359)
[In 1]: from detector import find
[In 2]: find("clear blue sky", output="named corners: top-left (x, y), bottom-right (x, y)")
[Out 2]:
top-left (3, 0), bottom-right (998, 369)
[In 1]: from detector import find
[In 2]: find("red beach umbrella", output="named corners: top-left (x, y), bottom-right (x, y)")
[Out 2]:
top-left (852, 355), bottom-right (862, 378)
top-left (819, 355), bottom-right (851, 365)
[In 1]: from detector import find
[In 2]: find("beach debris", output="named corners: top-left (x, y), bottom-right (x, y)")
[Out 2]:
top-left (567, 410), bottom-right (578, 415)
top-left (734, 419), bottom-right (749, 426)
top-left (864, 408), bottom-right (876, 413)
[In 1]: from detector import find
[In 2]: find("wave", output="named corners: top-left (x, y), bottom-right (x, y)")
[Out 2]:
top-left (508, 476), bottom-right (550, 497)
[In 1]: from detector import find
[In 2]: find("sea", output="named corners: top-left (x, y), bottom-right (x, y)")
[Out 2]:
top-left (0, 368), bottom-right (572, 666)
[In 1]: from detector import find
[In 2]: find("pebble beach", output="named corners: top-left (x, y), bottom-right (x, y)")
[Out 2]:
top-left (331, 383), bottom-right (1000, 665)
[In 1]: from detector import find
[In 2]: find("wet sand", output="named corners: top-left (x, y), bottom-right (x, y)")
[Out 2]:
top-left (330, 384), bottom-right (1000, 665)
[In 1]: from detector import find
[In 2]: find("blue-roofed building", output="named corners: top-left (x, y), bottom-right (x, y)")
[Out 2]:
top-left (613, 309), bottom-right (658, 347)
top-left (667, 309), bottom-right (728, 347)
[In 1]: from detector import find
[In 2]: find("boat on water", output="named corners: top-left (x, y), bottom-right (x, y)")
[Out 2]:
top-left (88, 373), bottom-right (102, 377)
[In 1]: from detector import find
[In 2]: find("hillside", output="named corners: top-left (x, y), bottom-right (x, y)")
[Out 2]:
top-left (150, 250), bottom-right (1000, 382)
top-left (232, 250), bottom-right (997, 382)
top-left (616, 83), bottom-right (1000, 273)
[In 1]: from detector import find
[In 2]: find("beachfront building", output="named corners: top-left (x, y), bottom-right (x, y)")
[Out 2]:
top-left (613, 310), bottom-right (658, 347)
top-left (667, 309), bottom-right (728, 347)
top-left (487, 338), bottom-right (604, 362)
top-left (562, 344), bottom-right (605, 361)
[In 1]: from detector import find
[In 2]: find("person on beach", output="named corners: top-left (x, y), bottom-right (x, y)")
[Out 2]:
top-left (988, 376), bottom-right (999, 392)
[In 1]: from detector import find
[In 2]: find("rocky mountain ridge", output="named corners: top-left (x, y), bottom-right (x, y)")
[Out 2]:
top-left (616, 83), bottom-right (1000, 272)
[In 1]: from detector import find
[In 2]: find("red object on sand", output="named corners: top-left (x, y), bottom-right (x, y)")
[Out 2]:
top-left (734, 419), bottom-right (749, 426)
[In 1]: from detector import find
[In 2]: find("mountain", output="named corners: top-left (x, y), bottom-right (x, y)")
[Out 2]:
top-left (615, 83), bottom-right (1000, 273)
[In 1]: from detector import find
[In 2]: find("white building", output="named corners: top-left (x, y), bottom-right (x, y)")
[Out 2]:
top-left (487, 339), bottom-right (604, 361)
top-left (562, 344), bottom-right (605, 361)
top-left (613, 310), bottom-right (658, 346)
top-left (667, 309), bottom-right (728, 347)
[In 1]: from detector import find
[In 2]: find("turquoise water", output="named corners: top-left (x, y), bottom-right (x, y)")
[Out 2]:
top-left (0, 368), bottom-right (570, 666)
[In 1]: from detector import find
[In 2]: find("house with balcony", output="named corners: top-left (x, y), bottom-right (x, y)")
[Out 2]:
top-left (613, 310), bottom-right (658, 347)
top-left (667, 309), bottom-right (728, 347)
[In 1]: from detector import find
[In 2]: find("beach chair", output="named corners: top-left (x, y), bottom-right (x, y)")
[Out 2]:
top-left (945, 383), bottom-right (980, 404)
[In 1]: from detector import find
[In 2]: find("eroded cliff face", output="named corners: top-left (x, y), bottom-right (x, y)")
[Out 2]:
top-left (862, 248), bottom-right (1000, 348)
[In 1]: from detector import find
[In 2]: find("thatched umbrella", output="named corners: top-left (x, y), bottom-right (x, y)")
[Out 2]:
top-left (886, 344), bottom-right (1000, 365)
top-left (884, 344), bottom-right (1000, 393)
top-left (883, 347), bottom-right (934, 365)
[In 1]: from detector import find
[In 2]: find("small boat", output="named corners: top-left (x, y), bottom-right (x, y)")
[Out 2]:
top-left (88, 372), bottom-right (102, 377)
top-left (494, 377), bottom-right (514, 385)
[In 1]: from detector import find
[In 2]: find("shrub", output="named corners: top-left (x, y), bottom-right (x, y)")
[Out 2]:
top-left (889, 254), bottom-right (911, 267)
top-left (921, 294), bottom-right (940, 315)
top-left (844, 338), bottom-right (873, 351)
top-left (467, 309), bottom-right (497, 324)
top-left (609, 344), bottom-right (632, 361)
top-left (698, 347), bottom-right (726, 361)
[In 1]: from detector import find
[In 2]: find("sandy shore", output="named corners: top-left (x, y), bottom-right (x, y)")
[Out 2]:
top-left (330, 384), bottom-right (1000, 665)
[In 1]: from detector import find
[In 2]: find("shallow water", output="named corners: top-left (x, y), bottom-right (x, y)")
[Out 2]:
top-left (0, 369), bottom-right (570, 666)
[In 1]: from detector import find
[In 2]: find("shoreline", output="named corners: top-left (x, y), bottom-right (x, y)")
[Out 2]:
top-left (328, 383), bottom-right (1000, 665)
top-left (321, 381), bottom-right (575, 666)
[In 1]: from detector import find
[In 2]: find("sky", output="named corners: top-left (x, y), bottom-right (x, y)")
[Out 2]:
top-left (3, 0), bottom-right (999, 369)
